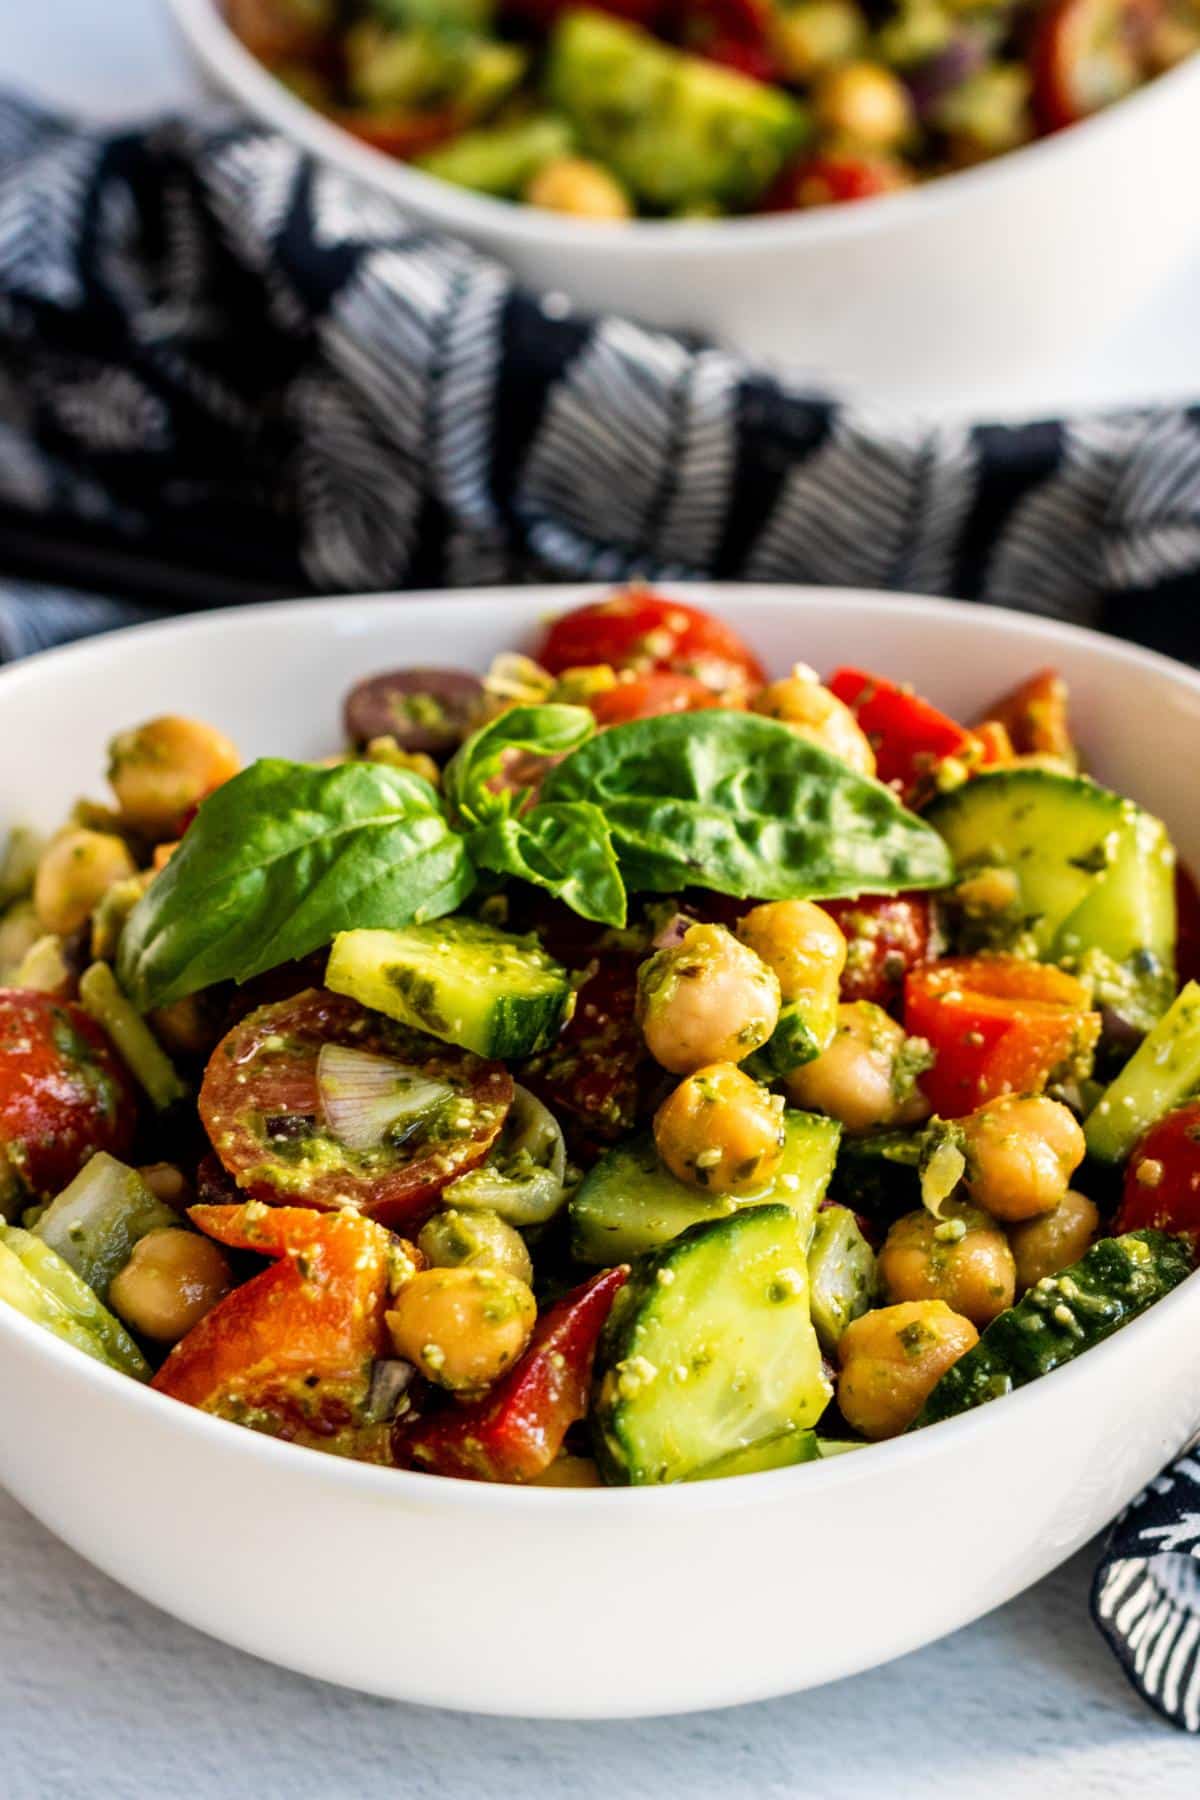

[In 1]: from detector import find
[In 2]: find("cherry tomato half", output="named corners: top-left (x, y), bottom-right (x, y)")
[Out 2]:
top-left (537, 590), bottom-right (765, 692)
top-left (824, 895), bottom-right (936, 1012)
top-left (588, 672), bottom-right (725, 727)
top-left (198, 989), bottom-right (512, 1229)
top-left (676, 0), bottom-right (779, 82)
top-left (1115, 1101), bottom-right (1200, 1248)
top-left (522, 952), bottom-right (652, 1149)
top-left (0, 989), bottom-right (137, 1201)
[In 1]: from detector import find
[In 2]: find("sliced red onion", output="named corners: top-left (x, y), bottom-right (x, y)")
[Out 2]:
top-left (905, 29), bottom-right (989, 119)
top-left (652, 912), bottom-right (696, 950)
top-left (316, 1044), bottom-right (453, 1153)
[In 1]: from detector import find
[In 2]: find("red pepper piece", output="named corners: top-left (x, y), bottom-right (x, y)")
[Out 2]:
top-left (827, 667), bottom-right (977, 802)
top-left (394, 1264), bottom-right (629, 1482)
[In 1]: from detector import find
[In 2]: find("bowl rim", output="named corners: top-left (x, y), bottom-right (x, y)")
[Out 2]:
top-left (2, 580), bottom-right (1199, 1512)
top-left (166, 0), bottom-right (1200, 257)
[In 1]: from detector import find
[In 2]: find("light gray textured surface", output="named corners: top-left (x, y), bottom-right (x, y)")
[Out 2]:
top-left (2, 3), bottom-right (1200, 1790)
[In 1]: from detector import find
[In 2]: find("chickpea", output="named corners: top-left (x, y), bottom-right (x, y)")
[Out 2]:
top-left (532, 1455), bottom-right (604, 1488)
top-left (752, 666), bottom-right (876, 775)
top-left (837, 1299), bottom-right (979, 1440)
top-left (961, 1094), bottom-right (1086, 1222)
top-left (108, 1228), bottom-right (232, 1344)
top-left (1009, 1190), bottom-right (1099, 1293)
top-left (736, 900), bottom-right (846, 1008)
top-left (34, 829), bottom-right (137, 936)
top-left (815, 60), bottom-right (914, 152)
top-left (107, 715), bottom-right (240, 837)
top-left (878, 1203), bottom-right (1016, 1327)
top-left (525, 156), bottom-right (632, 221)
top-left (638, 923), bottom-right (780, 1075)
top-left (784, 1002), bottom-right (931, 1134)
top-left (137, 1162), bottom-right (191, 1209)
top-left (385, 1266), bottom-right (536, 1393)
top-left (771, 0), bottom-right (867, 82)
top-left (654, 1062), bottom-right (786, 1195)
top-left (149, 993), bottom-right (225, 1059)
top-left (417, 1207), bottom-right (533, 1287)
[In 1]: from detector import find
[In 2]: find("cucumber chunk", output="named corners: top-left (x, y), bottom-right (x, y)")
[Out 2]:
top-left (546, 10), bottom-right (808, 213)
top-left (1085, 981), bottom-right (1200, 1164)
top-left (326, 918), bottom-right (572, 1059)
top-left (417, 116), bottom-right (573, 198)
top-left (0, 1224), bottom-right (149, 1379)
top-left (34, 1153), bottom-right (179, 1301)
top-left (592, 1204), bottom-right (832, 1485)
top-left (682, 1426), bottom-right (819, 1483)
top-left (808, 1204), bottom-right (877, 1354)
top-left (927, 769), bottom-right (1175, 1030)
top-left (569, 1109), bottom-right (840, 1264)
top-left (914, 1230), bottom-right (1192, 1427)
top-left (745, 986), bottom-right (838, 1080)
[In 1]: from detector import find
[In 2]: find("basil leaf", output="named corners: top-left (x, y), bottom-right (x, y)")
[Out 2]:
top-left (543, 711), bottom-right (956, 900)
top-left (469, 801), bottom-right (626, 928)
top-left (118, 759), bottom-right (474, 1010)
top-left (445, 704), bottom-right (596, 827)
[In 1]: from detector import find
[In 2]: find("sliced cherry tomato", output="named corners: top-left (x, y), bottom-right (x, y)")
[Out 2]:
top-left (153, 1202), bottom-right (406, 1459)
top-left (1175, 862), bottom-right (1200, 988)
top-left (1031, 0), bottom-right (1161, 133)
top-left (0, 989), bottom-right (137, 1202)
top-left (394, 1264), bottom-right (628, 1482)
top-left (1115, 1102), bottom-right (1200, 1248)
top-left (826, 668), bottom-right (977, 803)
top-left (905, 956), bottom-right (1100, 1117)
top-left (824, 894), bottom-right (936, 1011)
top-left (522, 952), bottom-right (651, 1150)
top-left (676, 0), bottom-right (779, 81)
top-left (198, 989), bottom-right (512, 1229)
top-left (763, 152), bottom-right (910, 211)
top-left (588, 672), bottom-right (726, 727)
top-left (974, 668), bottom-right (1076, 764)
top-left (537, 589), bottom-right (764, 692)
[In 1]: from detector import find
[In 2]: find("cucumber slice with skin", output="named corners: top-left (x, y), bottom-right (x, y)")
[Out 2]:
top-left (745, 987), bottom-right (838, 1080)
top-left (682, 1426), bottom-right (819, 1483)
top-left (1085, 981), bottom-right (1200, 1164)
top-left (914, 1230), bottom-right (1193, 1427)
top-left (34, 1152), bottom-right (179, 1301)
top-left (926, 769), bottom-right (1175, 1029)
top-left (326, 918), bottom-right (572, 1059)
top-left (592, 1204), bottom-right (832, 1485)
top-left (0, 1224), bottom-right (149, 1379)
top-left (808, 1204), bottom-right (877, 1354)
top-left (569, 1109), bottom-right (840, 1264)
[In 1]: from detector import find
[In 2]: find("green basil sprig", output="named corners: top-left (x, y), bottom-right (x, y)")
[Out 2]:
top-left (444, 705), bottom-right (626, 927)
top-left (543, 711), bottom-right (955, 900)
top-left (118, 759), bottom-right (474, 1011)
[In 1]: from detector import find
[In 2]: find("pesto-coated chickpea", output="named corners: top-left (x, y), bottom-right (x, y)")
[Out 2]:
top-left (385, 1266), bottom-right (536, 1393)
top-left (961, 1094), bottom-right (1086, 1222)
top-left (771, 0), bottom-right (867, 82)
top-left (837, 1299), bottom-right (979, 1440)
top-left (108, 1228), bottom-right (232, 1344)
top-left (34, 828), bottom-right (138, 936)
top-left (752, 665), bottom-right (876, 775)
top-left (878, 1202), bottom-right (1016, 1327)
top-left (815, 60), bottom-right (914, 151)
top-left (654, 1062), bottom-right (786, 1195)
top-left (638, 923), bottom-right (781, 1075)
top-left (784, 1001), bottom-right (931, 1134)
top-left (736, 899), bottom-right (846, 1008)
top-left (525, 156), bottom-right (632, 220)
top-left (1008, 1189), bottom-right (1099, 1292)
top-left (417, 1206), bottom-right (533, 1287)
top-left (107, 715), bottom-right (240, 837)
top-left (533, 1455), bottom-right (605, 1488)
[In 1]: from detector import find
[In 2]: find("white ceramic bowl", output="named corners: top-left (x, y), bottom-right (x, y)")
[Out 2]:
top-left (166, 0), bottom-right (1200, 407)
top-left (2, 585), bottom-right (1200, 1718)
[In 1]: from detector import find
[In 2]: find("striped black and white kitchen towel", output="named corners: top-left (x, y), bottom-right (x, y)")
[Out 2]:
top-left (1, 92), bottom-right (1200, 1724)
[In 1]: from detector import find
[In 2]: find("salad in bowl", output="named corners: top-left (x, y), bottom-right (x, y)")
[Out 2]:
top-left (1, 588), bottom-right (1196, 1492)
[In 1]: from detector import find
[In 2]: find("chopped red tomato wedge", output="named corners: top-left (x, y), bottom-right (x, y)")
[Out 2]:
top-left (677, 0), bottom-right (779, 81)
top-left (974, 667), bottom-right (1076, 763)
top-left (905, 956), bottom-right (1101, 1116)
top-left (824, 894), bottom-right (936, 1012)
top-left (1115, 1102), bottom-right (1200, 1249)
top-left (0, 989), bottom-right (137, 1202)
top-left (588, 671), bottom-right (725, 727)
top-left (827, 668), bottom-right (977, 802)
top-left (394, 1264), bottom-right (628, 1481)
top-left (537, 590), bottom-right (764, 692)
top-left (198, 989), bottom-right (512, 1229)
top-left (523, 951), bottom-right (652, 1150)
top-left (154, 1202), bottom-right (409, 1459)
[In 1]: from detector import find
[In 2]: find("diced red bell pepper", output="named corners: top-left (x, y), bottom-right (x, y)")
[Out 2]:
top-left (826, 668), bottom-right (977, 802)
top-left (824, 893), bottom-right (936, 1012)
top-left (974, 668), bottom-right (1076, 764)
top-left (905, 956), bottom-right (1100, 1117)
top-left (393, 1265), bottom-right (629, 1483)
top-left (153, 1203), bottom-right (408, 1460)
top-left (1115, 1101), bottom-right (1200, 1250)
